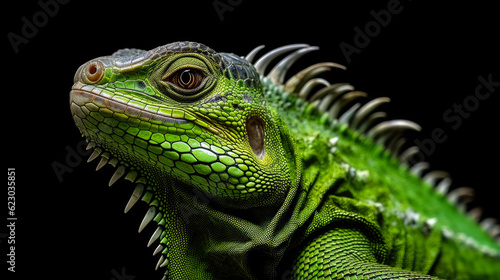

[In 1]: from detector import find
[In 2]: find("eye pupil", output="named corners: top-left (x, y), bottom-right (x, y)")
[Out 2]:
top-left (162, 66), bottom-right (208, 95)
top-left (179, 70), bottom-right (193, 86)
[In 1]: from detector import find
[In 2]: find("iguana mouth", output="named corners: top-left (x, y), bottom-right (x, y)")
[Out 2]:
top-left (71, 88), bottom-right (193, 125)
top-left (70, 83), bottom-right (222, 136)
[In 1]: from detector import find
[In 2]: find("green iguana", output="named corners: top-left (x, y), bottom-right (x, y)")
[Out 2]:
top-left (69, 41), bottom-right (500, 279)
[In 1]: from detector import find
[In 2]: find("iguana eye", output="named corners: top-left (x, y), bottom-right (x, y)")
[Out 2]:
top-left (164, 68), bottom-right (206, 91)
top-left (151, 54), bottom-right (217, 101)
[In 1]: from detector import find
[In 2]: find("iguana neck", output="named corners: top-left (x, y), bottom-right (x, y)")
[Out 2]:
top-left (177, 176), bottom-right (304, 279)
top-left (136, 118), bottom-right (306, 279)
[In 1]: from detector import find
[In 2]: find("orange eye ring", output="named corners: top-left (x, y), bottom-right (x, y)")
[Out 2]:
top-left (84, 61), bottom-right (105, 83)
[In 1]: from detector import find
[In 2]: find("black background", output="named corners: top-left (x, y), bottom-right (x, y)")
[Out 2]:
top-left (4, 0), bottom-right (499, 279)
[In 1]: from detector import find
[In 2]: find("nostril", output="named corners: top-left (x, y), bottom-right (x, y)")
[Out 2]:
top-left (84, 61), bottom-right (105, 83)
top-left (88, 64), bottom-right (98, 75)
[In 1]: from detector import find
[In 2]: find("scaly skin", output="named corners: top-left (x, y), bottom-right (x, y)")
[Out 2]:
top-left (69, 41), bottom-right (500, 279)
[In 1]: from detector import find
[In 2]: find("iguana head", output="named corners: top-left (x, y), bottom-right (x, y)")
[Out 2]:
top-left (70, 41), bottom-right (300, 279)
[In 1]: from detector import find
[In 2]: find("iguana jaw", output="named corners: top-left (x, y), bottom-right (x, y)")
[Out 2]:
top-left (69, 82), bottom-right (281, 203)
top-left (69, 84), bottom-right (303, 279)
top-left (70, 84), bottom-right (194, 278)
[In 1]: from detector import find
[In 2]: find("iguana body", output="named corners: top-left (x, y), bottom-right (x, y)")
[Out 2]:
top-left (69, 41), bottom-right (500, 279)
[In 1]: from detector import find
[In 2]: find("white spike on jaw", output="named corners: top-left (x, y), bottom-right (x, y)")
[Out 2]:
top-left (139, 206), bottom-right (156, 233)
top-left (155, 256), bottom-right (164, 270)
top-left (86, 142), bottom-right (96, 150)
top-left (159, 258), bottom-right (168, 268)
top-left (96, 157), bottom-right (108, 171)
top-left (155, 255), bottom-right (169, 271)
top-left (124, 184), bottom-right (144, 213)
top-left (153, 244), bottom-right (164, 256)
top-left (148, 227), bottom-right (162, 247)
top-left (87, 148), bottom-right (102, 162)
top-left (109, 165), bottom-right (127, 186)
top-left (108, 158), bottom-right (119, 167)
top-left (124, 171), bottom-right (138, 183)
